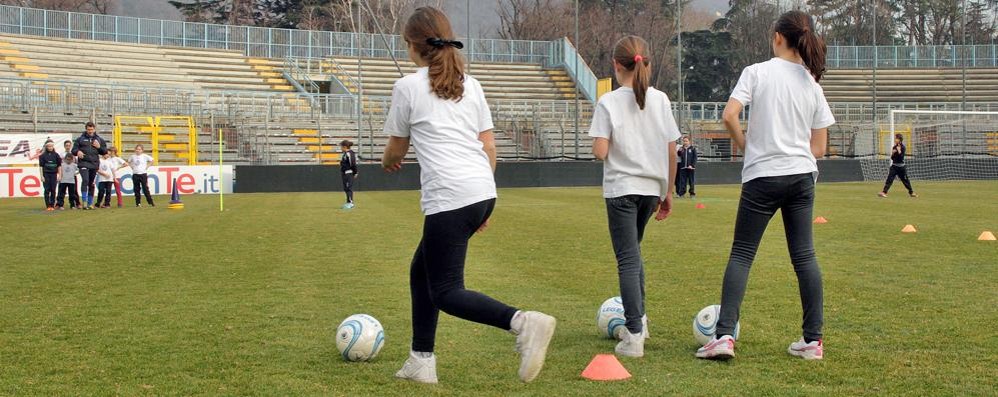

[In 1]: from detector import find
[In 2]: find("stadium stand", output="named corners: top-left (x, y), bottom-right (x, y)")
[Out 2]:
top-left (822, 68), bottom-right (998, 103)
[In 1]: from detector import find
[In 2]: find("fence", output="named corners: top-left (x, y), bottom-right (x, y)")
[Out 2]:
top-left (828, 45), bottom-right (998, 68)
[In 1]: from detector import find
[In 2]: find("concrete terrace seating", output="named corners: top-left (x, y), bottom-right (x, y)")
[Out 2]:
top-left (0, 33), bottom-right (293, 93)
top-left (822, 68), bottom-right (998, 103)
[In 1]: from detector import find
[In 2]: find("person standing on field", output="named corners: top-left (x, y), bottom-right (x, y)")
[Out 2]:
top-left (38, 140), bottom-right (62, 211)
top-left (126, 144), bottom-right (155, 207)
top-left (340, 140), bottom-right (359, 209)
top-left (71, 121), bottom-right (108, 210)
top-left (676, 135), bottom-right (698, 199)
top-left (878, 134), bottom-right (917, 198)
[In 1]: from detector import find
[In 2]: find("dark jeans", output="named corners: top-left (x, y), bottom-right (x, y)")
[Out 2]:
top-left (409, 198), bottom-right (518, 352)
top-left (342, 173), bottom-right (354, 203)
top-left (605, 195), bottom-right (659, 334)
top-left (882, 165), bottom-right (914, 194)
top-left (677, 168), bottom-right (696, 196)
top-left (132, 174), bottom-right (154, 205)
top-left (42, 173), bottom-right (58, 207)
top-left (717, 173), bottom-right (824, 341)
top-left (57, 183), bottom-right (80, 208)
top-left (96, 181), bottom-right (113, 206)
top-left (79, 167), bottom-right (97, 203)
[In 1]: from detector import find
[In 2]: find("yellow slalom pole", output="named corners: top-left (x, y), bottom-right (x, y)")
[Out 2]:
top-left (219, 128), bottom-right (224, 212)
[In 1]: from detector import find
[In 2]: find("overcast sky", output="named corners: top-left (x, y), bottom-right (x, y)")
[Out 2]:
top-left (115, 0), bottom-right (731, 37)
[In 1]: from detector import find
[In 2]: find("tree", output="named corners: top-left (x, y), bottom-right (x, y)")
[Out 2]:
top-left (711, 0), bottom-right (783, 68)
top-left (0, 0), bottom-right (115, 14)
top-left (681, 29), bottom-right (735, 102)
top-left (810, 0), bottom-right (899, 45)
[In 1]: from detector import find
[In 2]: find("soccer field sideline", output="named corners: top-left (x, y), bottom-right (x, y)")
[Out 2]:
top-left (1, 181), bottom-right (995, 396)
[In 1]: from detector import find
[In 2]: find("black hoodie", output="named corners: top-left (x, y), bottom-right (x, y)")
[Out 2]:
top-left (39, 151), bottom-right (61, 174)
top-left (71, 132), bottom-right (108, 169)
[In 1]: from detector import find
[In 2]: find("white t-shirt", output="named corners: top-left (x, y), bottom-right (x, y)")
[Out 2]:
top-left (383, 67), bottom-right (497, 215)
top-left (730, 57), bottom-right (836, 183)
top-left (110, 156), bottom-right (125, 170)
top-left (129, 154), bottom-right (154, 174)
top-left (589, 87), bottom-right (682, 199)
top-left (97, 158), bottom-right (114, 183)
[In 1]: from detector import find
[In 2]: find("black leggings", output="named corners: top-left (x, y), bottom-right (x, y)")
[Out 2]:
top-left (79, 167), bottom-right (97, 201)
top-left (717, 173), bottom-right (824, 341)
top-left (132, 174), bottom-right (154, 205)
top-left (882, 165), bottom-right (914, 194)
top-left (409, 198), bottom-right (518, 352)
top-left (342, 173), bottom-right (354, 203)
top-left (42, 173), bottom-right (58, 207)
top-left (95, 181), bottom-right (113, 206)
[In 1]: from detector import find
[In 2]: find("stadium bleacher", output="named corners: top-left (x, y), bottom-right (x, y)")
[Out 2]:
top-left (822, 68), bottom-right (998, 103)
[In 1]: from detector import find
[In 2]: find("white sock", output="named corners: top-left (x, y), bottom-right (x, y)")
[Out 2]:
top-left (509, 310), bottom-right (525, 334)
top-left (412, 350), bottom-right (433, 359)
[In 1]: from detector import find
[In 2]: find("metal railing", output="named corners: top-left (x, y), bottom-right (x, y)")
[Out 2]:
top-left (551, 38), bottom-right (598, 102)
top-left (0, 4), bottom-right (557, 64)
top-left (828, 45), bottom-right (998, 68)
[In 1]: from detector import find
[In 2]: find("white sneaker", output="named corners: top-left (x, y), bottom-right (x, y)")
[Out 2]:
top-left (395, 351), bottom-right (438, 384)
top-left (642, 315), bottom-right (650, 339)
top-left (695, 335), bottom-right (735, 360)
top-left (788, 338), bottom-right (824, 360)
top-left (615, 330), bottom-right (645, 358)
top-left (511, 311), bottom-right (556, 383)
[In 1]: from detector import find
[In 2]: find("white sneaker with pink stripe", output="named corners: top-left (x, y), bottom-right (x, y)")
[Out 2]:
top-left (695, 335), bottom-right (735, 360)
top-left (788, 338), bottom-right (824, 360)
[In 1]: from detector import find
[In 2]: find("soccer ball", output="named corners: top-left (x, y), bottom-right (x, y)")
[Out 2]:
top-left (596, 296), bottom-right (626, 339)
top-left (692, 304), bottom-right (740, 346)
top-left (336, 314), bottom-right (385, 362)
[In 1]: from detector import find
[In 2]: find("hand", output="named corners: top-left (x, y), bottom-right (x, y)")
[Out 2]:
top-left (476, 218), bottom-right (490, 233)
top-left (353, 174), bottom-right (359, 180)
top-left (76, 151), bottom-right (84, 159)
top-left (91, 140), bottom-right (100, 148)
top-left (383, 162), bottom-right (402, 173)
top-left (655, 195), bottom-right (673, 221)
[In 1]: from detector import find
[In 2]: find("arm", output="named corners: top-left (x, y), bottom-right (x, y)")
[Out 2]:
top-left (350, 152), bottom-right (359, 176)
top-left (592, 138), bottom-right (609, 160)
top-left (382, 136), bottom-right (410, 173)
top-left (810, 128), bottom-right (828, 158)
top-left (723, 98), bottom-right (745, 153)
top-left (656, 141), bottom-right (679, 221)
top-left (690, 147), bottom-right (697, 169)
top-left (71, 138), bottom-right (83, 159)
top-left (479, 130), bottom-right (497, 172)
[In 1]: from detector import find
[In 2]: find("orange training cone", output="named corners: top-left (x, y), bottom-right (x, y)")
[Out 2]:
top-left (901, 224), bottom-right (917, 233)
top-left (813, 216), bottom-right (828, 224)
top-left (695, 203), bottom-right (706, 209)
top-left (581, 354), bottom-right (631, 381)
top-left (978, 231), bottom-right (996, 241)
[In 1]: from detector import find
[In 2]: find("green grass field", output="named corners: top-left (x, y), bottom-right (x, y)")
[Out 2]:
top-left (1, 181), bottom-right (996, 396)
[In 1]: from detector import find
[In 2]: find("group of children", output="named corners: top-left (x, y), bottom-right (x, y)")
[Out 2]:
top-left (38, 123), bottom-right (156, 210)
top-left (373, 7), bottom-right (834, 385)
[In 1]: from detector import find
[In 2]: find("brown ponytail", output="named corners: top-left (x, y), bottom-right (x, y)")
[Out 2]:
top-left (404, 7), bottom-right (465, 101)
top-left (775, 10), bottom-right (826, 82)
top-left (612, 35), bottom-right (652, 110)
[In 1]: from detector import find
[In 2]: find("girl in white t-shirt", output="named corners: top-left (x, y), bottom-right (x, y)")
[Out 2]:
top-left (127, 144), bottom-right (155, 207)
top-left (381, 6), bottom-right (555, 385)
top-left (588, 35), bottom-right (680, 358)
top-left (696, 10), bottom-right (835, 362)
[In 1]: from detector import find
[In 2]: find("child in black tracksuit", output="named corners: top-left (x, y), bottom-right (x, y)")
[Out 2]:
top-left (878, 134), bottom-right (917, 198)
top-left (38, 140), bottom-right (62, 210)
top-left (676, 135), bottom-right (698, 198)
top-left (340, 140), bottom-right (358, 209)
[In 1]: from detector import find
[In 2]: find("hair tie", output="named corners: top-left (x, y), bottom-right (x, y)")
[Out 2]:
top-left (426, 37), bottom-right (464, 49)
top-left (634, 55), bottom-right (644, 63)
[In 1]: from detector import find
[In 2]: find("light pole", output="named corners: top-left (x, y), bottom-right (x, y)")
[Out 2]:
top-left (574, 0), bottom-right (580, 159)
top-left (676, 0), bottom-right (683, 130)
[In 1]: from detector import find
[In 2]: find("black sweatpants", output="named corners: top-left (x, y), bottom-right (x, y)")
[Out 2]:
top-left (341, 173), bottom-right (354, 203)
top-left (42, 173), bottom-right (58, 207)
top-left (96, 181), bottom-right (113, 207)
top-left (57, 183), bottom-right (79, 208)
top-left (79, 166), bottom-right (97, 205)
top-left (882, 165), bottom-right (914, 195)
top-left (716, 173), bottom-right (824, 341)
top-left (409, 198), bottom-right (518, 352)
top-left (605, 195), bottom-right (659, 334)
top-left (677, 168), bottom-right (696, 197)
top-left (132, 174), bottom-right (154, 205)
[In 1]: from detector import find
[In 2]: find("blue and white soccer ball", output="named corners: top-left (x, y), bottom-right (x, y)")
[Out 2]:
top-left (596, 296), bottom-right (626, 339)
top-left (336, 314), bottom-right (385, 362)
top-left (693, 304), bottom-right (740, 346)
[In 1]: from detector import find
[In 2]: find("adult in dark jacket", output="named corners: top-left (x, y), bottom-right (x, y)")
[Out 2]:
top-left (676, 135), bottom-right (698, 198)
top-left (71, 122), bottom-right (108, 210)
top-left (38, 140), bottom-right (62, 210)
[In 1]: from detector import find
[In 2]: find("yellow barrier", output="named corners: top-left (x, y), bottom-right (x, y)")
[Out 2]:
top-left (597, 78), bottom-right (613, 100)
top-left (113, 115), bottom-right (198, 165)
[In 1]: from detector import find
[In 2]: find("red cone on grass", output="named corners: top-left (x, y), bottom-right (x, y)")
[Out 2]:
top-left (978, 231), bottom-right (996, 241)
top-left (901, 224), bottom-right (917, 233)
top-left (581, 354), bottom-right (631, 381)
top-left (695, 203), bottom-right (706, 209)
top-left (813, 216), bottom-right (828, 224)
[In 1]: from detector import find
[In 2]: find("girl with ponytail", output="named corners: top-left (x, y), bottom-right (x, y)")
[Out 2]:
top-left (589, 35), bottom-right (681, 358)
top-left (696, 10), bottom-right (835, 361)
top-left (382, 6), bottom-right (555, 385)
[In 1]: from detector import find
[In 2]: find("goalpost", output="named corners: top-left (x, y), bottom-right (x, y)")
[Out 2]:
top-left (857, 109), bottom-right (998, 182)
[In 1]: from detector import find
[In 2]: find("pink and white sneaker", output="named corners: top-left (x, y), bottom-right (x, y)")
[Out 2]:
top-left (788, 338), bottom-right (823, 360)
top-left (695, 335), bottom-right (735, 360)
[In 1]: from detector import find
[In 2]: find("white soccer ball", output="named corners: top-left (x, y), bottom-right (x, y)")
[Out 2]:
top-left (596, 296), bottom-right (626, 339)
top-left (336, 314), bottom-right (385, 362)
top-left (693, 304), bottom-right (739, 346)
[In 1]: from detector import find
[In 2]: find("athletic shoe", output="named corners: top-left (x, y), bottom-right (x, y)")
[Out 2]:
top-left (394, 351), bottom-right (438, 384)
top-left (695, 335), bottom-right (735, 360)
top-left (909, 192), bottom-right (918, 198)
top-left (788, 338), bottom-right (823, 360)
top-left (341, 202), bottom-right (355, 210)
top-left (642, 315), bottom-right (650, 339)
top-left (57, 206), bottom-right (65, 211)
top-left (136, 204), bottom-right (142, 208)
top-left (511, 311), bottom-right (556, 383)
top-left (149, 203), bottom-right (155, 207)
top-left (878, 192), bottom-right (888, 198)
top-left (45, 207), bottom-right (54, 211)
top-left (690, 194), bottom-right (696, 199)
top-left (615, 330), bottom-right (645, 358)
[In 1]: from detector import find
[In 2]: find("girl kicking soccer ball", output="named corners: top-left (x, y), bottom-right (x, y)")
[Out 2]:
top-left (697, 10), bottom-right (834, 361)
top-left (589, 35), bottom-right (680, 358)
top-left (381, 6), bottom-right (555, 384)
